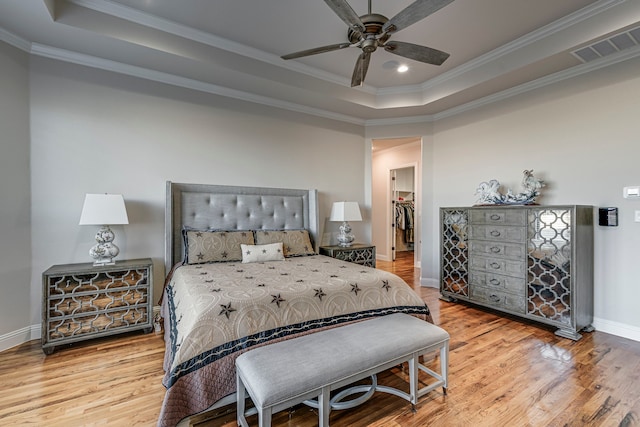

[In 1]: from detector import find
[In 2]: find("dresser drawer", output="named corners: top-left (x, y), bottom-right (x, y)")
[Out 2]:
top-left (469, 240), bottom-right (525, 260)
top-left (470, 209), bottom-right (526, 226)
top-left (469, 256), bottom-right (526, 278)
top-left (469, 225), bottom-right (525, 243)
top-left (469, 271), bottom-right (526, 294)
top-left (470, 286), bottom-right (526, 313)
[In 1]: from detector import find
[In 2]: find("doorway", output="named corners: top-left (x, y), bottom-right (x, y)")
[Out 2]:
top-left (370, 137), bottom-right (421, 268)
top-left (391, 166), bottom-right (415, 261)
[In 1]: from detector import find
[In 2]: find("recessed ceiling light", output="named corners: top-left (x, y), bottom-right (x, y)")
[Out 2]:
top-left (397, 65), bottom-right (409, 73)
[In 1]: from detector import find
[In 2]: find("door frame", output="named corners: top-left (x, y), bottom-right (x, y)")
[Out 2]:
top-left (387, 161), bottom-right (419, 265)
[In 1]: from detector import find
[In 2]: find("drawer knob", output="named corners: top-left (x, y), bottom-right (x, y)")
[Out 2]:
top-left (490, 214), bottom-right (501, 220)
top-left (489, 278), bottom-right (500, 285)
top-left (490, 262), bottom-right (501, 269)
top-left (489, 294), bottom-right (501, 303)
top-left (490, 230), bottom-right (501, 237)
top-left (490, 246), bottom-right (501, 253)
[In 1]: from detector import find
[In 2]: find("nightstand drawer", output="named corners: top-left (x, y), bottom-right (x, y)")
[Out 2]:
top-left (319, 244), bottom-right (376, 268)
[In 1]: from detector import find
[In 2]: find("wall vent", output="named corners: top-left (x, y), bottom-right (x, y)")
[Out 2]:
top-left (572, 26), bottom-right (640, 63)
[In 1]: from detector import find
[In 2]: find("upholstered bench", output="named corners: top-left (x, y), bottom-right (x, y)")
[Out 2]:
top-left (235, 313), bottom-right (449, 427)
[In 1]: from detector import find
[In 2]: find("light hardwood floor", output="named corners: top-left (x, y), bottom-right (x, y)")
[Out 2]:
top-left (1, 251), bottom-right (639, 426)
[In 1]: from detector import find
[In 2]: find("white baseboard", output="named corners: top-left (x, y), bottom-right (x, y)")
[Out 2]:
top-left (593, 317), bottom-right (640, 342)
top-left (0, 306), bottom-right (164, 353)
top-left (420, 278), bottom-right (439, 288)
top-left (411, 285), bottom-right (640, 343)
top-left (0, 324), bottom-right (40, 353)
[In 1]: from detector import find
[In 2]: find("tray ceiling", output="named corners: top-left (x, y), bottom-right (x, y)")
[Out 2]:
top-left (1, 0), bottom-right (639, 124)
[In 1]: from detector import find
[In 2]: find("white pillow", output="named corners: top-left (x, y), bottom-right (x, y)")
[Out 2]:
top-left (241, 242), bottom-right (285, 263)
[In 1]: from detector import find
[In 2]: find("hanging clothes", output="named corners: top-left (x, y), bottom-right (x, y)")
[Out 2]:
top-left (395, 201), bottom-right (414, 244)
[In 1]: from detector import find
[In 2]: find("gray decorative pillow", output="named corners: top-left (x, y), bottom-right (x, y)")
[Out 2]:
top-left (241, 243), bottom-right (285, 263)
top-left (254, 229), bottom-right (315, 257)
top-left (183, 229), bottom-right (255, 264)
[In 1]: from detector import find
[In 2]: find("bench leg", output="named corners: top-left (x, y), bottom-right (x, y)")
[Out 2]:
top-left (237, 374), bottom-right (247, 427)
top-left (408, 355), bottom-right (419, 412)
top-left (258, 407), bottom-right (272, 427)
top-left (441, 341), bottom-right (449, 394)
top-left (318, 386), bottom-right (331, 427)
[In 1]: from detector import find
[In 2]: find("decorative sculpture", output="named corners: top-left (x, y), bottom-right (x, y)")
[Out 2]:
top-left (475, 170), bottom-right (545, 205)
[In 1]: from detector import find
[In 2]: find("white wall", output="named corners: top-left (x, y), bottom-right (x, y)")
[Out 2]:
top-left (429, 56), bottom-right (640, 339)
top-left (27, 57), bottom-right (366, 337)
top-left (0, 42), bottom-right (31, 346)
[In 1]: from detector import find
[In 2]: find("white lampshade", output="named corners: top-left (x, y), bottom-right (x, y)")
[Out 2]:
top-left (79, 194), bottom-right (129, 225)
top-left (330, 201), bottom-right (362, 222)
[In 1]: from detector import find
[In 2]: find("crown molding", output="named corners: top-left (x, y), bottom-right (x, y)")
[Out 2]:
top-left (0, 27), bottom-right (31, 52)
top-left (432, 43), bottom-right (640, 121)
top-left (417, 0), bottom-right (625, 93)
top-left (30, 43), bottom-right (366, 126)
top-left (69, 0), bottom-right (377, 93)
top-left (365, 42), bottom-right (640, 126)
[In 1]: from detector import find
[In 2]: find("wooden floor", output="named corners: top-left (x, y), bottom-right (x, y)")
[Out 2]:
top-left (2, 251), bottom-right (640, 426)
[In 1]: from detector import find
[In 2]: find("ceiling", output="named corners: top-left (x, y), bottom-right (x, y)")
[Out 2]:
top-left (1, 0), bottom-right (640, 125)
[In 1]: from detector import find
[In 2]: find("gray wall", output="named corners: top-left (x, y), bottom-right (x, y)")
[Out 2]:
top-left (0, 42), bottom-right (31, 345)
top-left (17, 55), bottom-right (367, 347)
top-left (429, 56), bottom-right (640, 338)
top-left (2, 40), bottom-right (640, 350)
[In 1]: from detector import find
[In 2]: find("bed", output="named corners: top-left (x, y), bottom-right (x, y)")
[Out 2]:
top-left (158, 182), bottom-right (433, 427)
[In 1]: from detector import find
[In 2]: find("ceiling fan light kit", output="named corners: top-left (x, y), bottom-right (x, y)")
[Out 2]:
top-left (281, 0), bottom-right (454, 87)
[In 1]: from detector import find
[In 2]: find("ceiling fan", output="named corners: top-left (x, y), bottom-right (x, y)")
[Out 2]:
top-left (281, 0), bottom-right (454, 87)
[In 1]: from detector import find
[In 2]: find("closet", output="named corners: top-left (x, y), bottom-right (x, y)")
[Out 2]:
top-left (392, 167), bottom-right (415, 261)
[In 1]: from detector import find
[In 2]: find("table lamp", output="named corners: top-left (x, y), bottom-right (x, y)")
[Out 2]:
top-left (79, 193), bottom-right (129, 265)
top-left (329, 201), bottom-right (362, 247)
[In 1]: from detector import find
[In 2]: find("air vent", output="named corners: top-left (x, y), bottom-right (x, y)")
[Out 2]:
top-left (572, 26), bottom-right (640, 63)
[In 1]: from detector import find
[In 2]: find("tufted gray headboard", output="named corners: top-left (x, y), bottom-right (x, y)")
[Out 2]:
top-left (165, 181), bottom-right (319, 274)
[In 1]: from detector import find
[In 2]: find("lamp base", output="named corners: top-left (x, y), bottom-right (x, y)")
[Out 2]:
top-left (89, 225), bottom-right (120, 265)
top-left (337, 221), bottom-right (355, 247)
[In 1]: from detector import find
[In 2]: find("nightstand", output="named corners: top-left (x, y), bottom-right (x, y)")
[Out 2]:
top-left (319, 244), bottom-right (376, 268)
top-left (42, 258), bottom-right (153, 354)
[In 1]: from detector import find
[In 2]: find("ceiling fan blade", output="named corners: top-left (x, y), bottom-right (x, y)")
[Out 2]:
top-left (382, 0), bottom-right (454, 34)
top-left (384, 41), bottom-right (450, 65)
top-left (281, 43), bottom-right (352, 60)
top-left (324, 0), bottom-right (365, 34)
top-left (351, 51), bottom-right (371, 87)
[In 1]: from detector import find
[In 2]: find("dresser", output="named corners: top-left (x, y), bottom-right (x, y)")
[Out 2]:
top-left (42, 258), bottom-right (153, 354)
top-left (440, 206), bottom-right (594, 340)
top-left (319, 244), bottom-right (376, 268)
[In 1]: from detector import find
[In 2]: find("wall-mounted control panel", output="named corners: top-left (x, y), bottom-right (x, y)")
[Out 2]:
top-left (623, 186), bottom-right (640, 199)
top-left (599, 207), bottom-right (618, 227)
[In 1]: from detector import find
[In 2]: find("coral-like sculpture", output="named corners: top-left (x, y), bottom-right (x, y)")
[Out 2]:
top-left (475, 170), bottom-right (545, 205)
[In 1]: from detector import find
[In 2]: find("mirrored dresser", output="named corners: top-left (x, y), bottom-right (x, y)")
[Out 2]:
top-left (440, 206), bottom-right (593, 340)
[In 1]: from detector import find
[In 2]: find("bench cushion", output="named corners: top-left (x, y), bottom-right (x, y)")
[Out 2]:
top-left (235, 313), bottom-right (449, 408)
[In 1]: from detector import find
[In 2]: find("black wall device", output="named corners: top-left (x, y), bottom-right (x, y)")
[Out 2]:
top-left (598, 207), bottom-right (618, 227)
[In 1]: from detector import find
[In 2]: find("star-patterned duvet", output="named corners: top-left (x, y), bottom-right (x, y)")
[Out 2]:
top-left (158, 254), bottom-right (432, 426)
